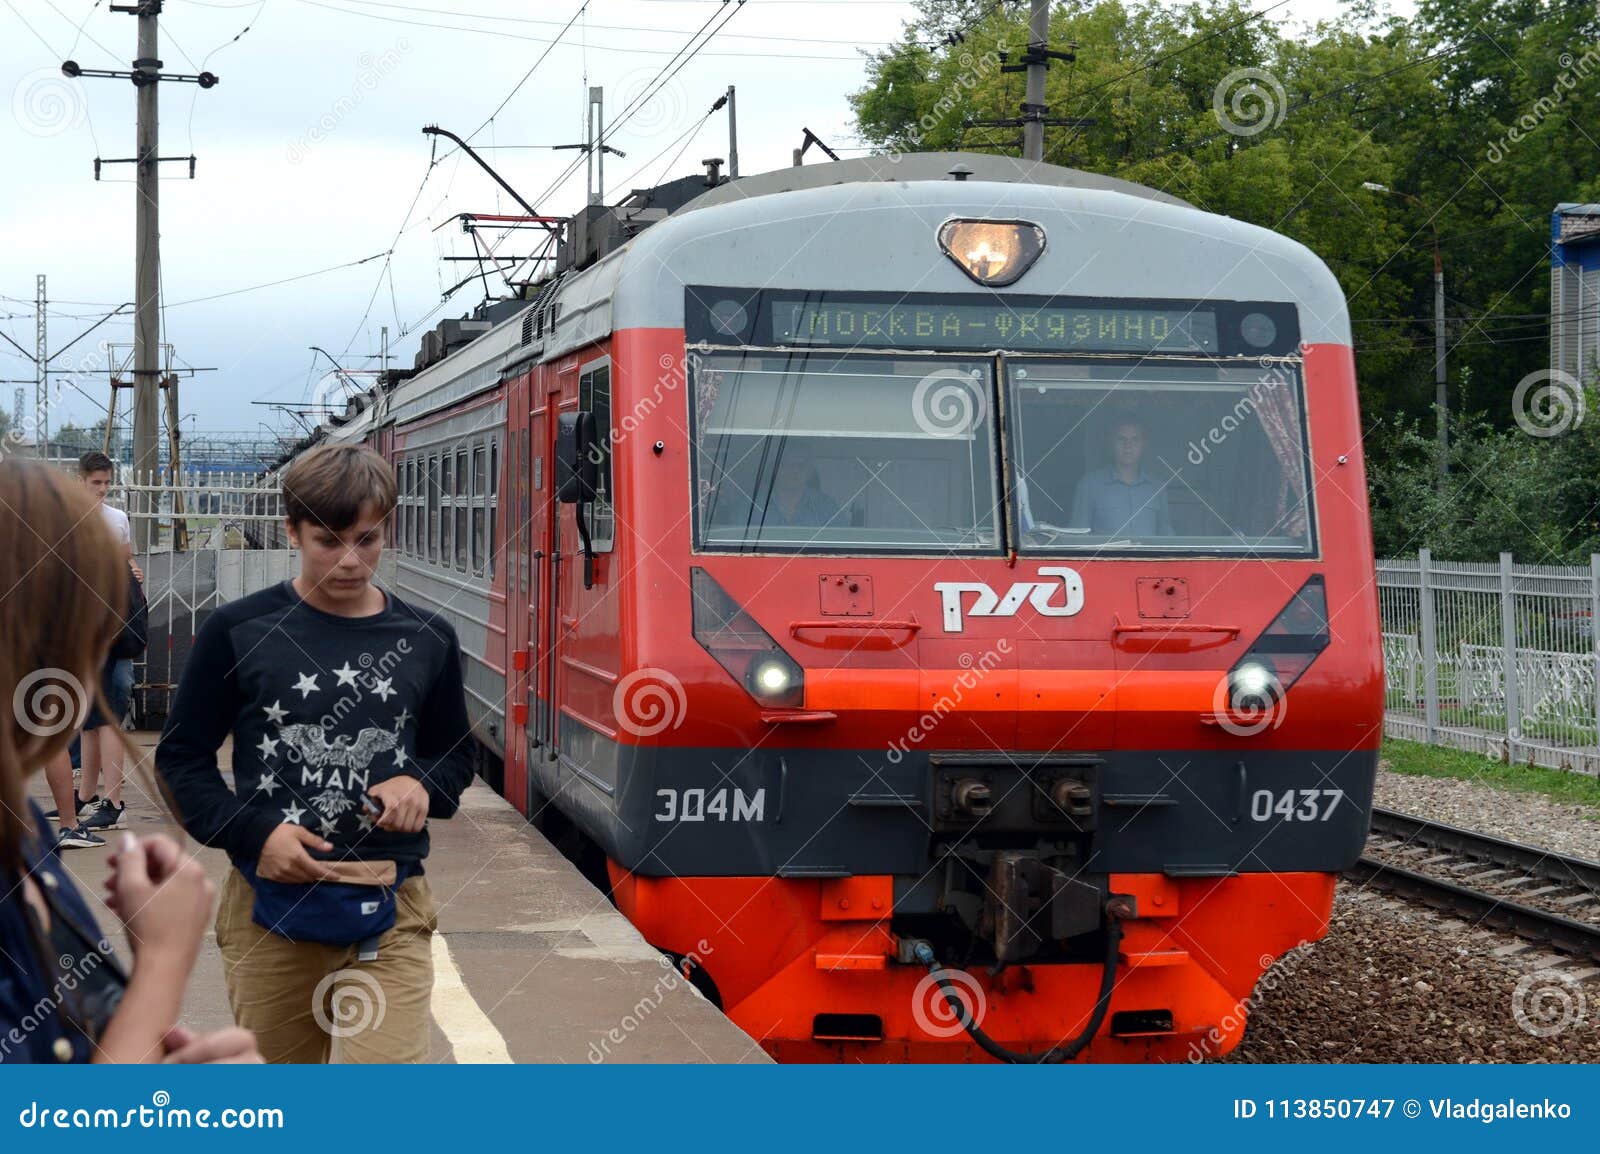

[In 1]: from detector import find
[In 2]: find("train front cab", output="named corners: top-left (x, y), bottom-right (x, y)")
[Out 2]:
top-left (526, 177), bottom-right (1383, 1063)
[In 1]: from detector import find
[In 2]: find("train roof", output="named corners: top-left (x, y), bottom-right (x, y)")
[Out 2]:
top-left (675, 152), bottom-right (1194, 212)
top-left (326, 152), bottom-right (1346, 440)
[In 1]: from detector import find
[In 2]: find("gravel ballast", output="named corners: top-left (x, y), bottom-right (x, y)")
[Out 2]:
top-left (1223, 886), bottom-right (1600, 1062)
top-left (1374, 766), bottom-right (1600, 862)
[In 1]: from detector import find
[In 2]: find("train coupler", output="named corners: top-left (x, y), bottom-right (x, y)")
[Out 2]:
top-left (980, 852), bottom-right (1108, 963)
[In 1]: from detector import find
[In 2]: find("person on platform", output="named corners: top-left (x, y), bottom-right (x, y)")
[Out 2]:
top-left (157, 443), bottom-right (473, 1063)
top-left (49, 451), bottom-right (144, 849)
top-left (0, 458), bottom-right (259, 1064)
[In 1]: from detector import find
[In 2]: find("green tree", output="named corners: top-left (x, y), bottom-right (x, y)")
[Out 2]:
top-left (853, 0), bottom-right (1600, 560)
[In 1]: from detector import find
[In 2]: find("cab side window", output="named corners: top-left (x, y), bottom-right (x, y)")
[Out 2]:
top-left (579, 362), bottom-right (615, 554)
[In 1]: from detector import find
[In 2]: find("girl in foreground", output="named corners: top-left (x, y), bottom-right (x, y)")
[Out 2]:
top-left (0, 458), bottom-right (259, 1063)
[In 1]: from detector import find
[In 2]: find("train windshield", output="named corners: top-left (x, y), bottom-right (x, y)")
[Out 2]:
top-left (691, 351), bottom-right (1001, 552)
top-left (1006, 359), bottom-right (1315, 555)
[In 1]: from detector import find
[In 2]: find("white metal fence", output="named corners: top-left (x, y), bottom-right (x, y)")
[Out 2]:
top-left (114, 471), bottom-right (296, 726)
top-left (1378, 549), bottom-right (1600, 774)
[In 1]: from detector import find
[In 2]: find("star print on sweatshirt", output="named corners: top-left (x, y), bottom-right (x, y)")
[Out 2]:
top-left (156, 581), bottom-right (474, 867)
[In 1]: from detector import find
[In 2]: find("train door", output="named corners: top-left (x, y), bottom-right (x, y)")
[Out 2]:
top-left (529, 373), bottom-right (558, 772)
top-left (502, 380), bottom-right (531, 811)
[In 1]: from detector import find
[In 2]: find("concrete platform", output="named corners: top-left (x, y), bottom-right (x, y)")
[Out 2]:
top-left (35, 734), bottom-right (768, 1064)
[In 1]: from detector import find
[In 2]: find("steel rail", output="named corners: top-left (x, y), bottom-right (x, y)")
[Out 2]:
top-left (1349, 807), bottom-right (1600, 962)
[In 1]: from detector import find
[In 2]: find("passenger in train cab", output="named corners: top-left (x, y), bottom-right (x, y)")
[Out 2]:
top-left (0, 459), bottom-right (259, 1064)
top-left (1068, 417), bottom-right (1173, 538)
top-left (758, 443), bottom-right (841, 529)
top-left (156, 443), bottom-right (474, 1063)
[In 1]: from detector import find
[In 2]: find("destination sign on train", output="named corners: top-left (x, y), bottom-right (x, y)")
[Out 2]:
top-left (771, 299), bottom-right (1221, 353)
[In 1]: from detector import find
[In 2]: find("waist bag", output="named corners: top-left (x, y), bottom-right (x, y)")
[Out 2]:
top-left (238, 859), bottom-right (410, 947)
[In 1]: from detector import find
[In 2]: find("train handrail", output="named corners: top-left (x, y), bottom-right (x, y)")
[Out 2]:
top-left (758, 709), bottom-right (838, 726)
top-left (1110, 618), bottom-right (1240, 652)
top-left (788, 618), bottom-right (922, 651)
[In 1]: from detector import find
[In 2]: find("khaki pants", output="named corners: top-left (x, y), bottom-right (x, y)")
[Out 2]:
top-left (215, 867), bottom-right (437, 1064)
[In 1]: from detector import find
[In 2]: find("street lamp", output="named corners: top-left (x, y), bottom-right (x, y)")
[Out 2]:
top-left (1363, 182), bottom-right (1448, 480)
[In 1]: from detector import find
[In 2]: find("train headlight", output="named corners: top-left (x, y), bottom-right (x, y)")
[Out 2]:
top-left (1227, 660), bottom-right (1279, 712)
top-left (691, 567), bottom-right (806, 709)
top-left (938, 219), bottom-right (1046, 287)
top-left (748, 655), bottom-right (802, 703)
top-left (1220, 574), bottom-right (1331, 722)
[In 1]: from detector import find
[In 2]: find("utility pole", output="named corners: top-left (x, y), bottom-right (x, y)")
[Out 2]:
top-left (61, 1), bottom-right (218, 548)
top-left (975, 4), bottom-right (1087, 163)
top-left (132, 2), bottom-right (159, 528)
top-left (1432, 237), bottom-right (1447, 479)
top-left (1363, 182), bottom-right (1447, 479)
top-left (1021, 0), bottom-right (1049, 162)
top-left (35, 275), bottom-right (46, 455)
top-left (726, 85), bottom-right (738, 179)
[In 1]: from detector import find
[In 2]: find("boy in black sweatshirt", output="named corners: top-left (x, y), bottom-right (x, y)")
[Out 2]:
top-left (157, 443), bottom-right (473, 1063)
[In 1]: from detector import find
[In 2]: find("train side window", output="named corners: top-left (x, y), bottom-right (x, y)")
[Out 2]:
top-left (428, 454), bottom-right (440, 563)
top-left (441, 452), bottom-right (455, 568)
top-left (579, 361), bottom-right (614, 553)
top-left (487, 438), bottom-right (498, 580)
top-left (406, 454), bottom-right (419, 553)
top-left (395, 457), bottom-right (404, 554)
top-left (401, 457), bottom-right (412, 556)
top-left (396, 460), bottom-right (404, 551)
top-left (455, 448), bottom-right (469, 571)
top-left (472, 443), bottom-right (487, 576)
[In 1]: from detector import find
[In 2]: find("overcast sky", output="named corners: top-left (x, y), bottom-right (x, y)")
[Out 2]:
top-left (0, 0), bottom-right (1414, 443)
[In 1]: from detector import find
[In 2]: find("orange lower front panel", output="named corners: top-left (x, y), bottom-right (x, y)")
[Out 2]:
top-left (609, 867), bottom-right (1338, 1063)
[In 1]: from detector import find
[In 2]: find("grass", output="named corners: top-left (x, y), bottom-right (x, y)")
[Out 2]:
top-left (1381, 737), bottom-right (1600, 811)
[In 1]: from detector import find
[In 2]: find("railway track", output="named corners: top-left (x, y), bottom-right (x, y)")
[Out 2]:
top-left (1347, 807), bottom-right (1600, 963)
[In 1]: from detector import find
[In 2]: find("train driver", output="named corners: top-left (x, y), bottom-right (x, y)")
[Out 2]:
top-left (1067, 417), bottom-right (1173, 538)
top-left (759, 443), bottom-right (841, 529)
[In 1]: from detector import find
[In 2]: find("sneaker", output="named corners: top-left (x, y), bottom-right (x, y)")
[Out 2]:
top-left (74, 794), bottom-right (100, 820)
top-left (43, 792), bottom-right (91, 821)
top-left (80, 800), bottom-right (126, 831)
top-left (56, 825), bottom-right (106, 850)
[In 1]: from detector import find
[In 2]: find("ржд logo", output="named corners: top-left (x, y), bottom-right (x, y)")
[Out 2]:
top-left (934, 568), bottom-right (1085, 633)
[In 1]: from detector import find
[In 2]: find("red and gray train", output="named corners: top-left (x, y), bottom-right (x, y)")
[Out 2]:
top-left (266, 152), bottom-right (1382, 1062)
